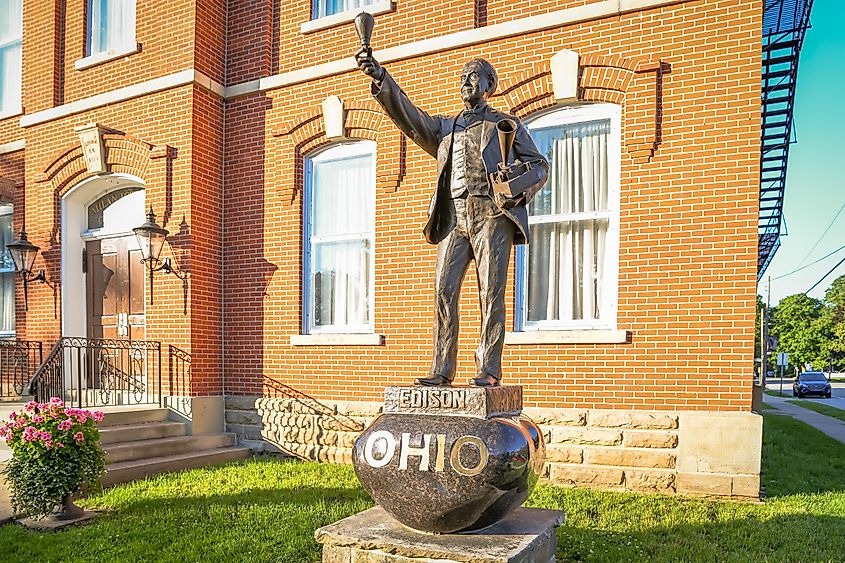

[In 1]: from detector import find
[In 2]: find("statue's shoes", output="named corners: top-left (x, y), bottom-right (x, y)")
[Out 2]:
top-left (414, 374), bottom-right (453, 386)
top-left (470, 373), bottom-right (500, 387)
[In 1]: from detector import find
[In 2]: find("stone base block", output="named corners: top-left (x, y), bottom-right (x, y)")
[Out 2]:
top-left (315, 506), bottom-right (564, 563)
top-left (18, 510), bottom-right (99, 531)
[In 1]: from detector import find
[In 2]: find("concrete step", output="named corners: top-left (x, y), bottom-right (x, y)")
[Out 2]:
top-left (99, 421), bottom-right (188, 444)
top-left (102, 446), bottom-right (252, 487)
top-left (104, 433), bottom-right (237, 463)
top-left (99, 407), bottom-right (169, 427)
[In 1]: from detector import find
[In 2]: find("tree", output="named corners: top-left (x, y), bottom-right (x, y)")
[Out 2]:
top-left (769, 294), bottom-right (829, 370)
top-left (824, 274), bottom-right (845, 370)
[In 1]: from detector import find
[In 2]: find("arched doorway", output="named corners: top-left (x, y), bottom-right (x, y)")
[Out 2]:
top-left (61, 174), bottom-right (146, 340)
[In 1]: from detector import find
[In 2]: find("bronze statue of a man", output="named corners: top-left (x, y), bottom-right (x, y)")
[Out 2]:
top-left (356, 49), bottom-right (549, 387)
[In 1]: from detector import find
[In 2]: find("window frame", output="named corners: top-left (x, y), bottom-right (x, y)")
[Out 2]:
top-left (0, 0), bottom-right (23, 117)
top-left (0, 204), bottom-right (15, 337)
top-left (311, 0), bottom-right (376, 21)
top-left (302, 140), bottom-right (377, 335)
top-left (514, 103), bottom-right (622, 332)
top-left (85, 0), bottom-right (137, 59)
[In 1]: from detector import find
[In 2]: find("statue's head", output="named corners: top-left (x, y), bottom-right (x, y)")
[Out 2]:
top-left (460, 59), bottom-right (498, 107)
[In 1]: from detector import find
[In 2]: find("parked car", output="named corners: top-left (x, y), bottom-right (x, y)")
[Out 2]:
top-left (792, 371), bottom-right (832, 398)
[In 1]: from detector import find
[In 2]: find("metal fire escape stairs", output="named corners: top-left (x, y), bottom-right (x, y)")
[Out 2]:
top-left (758, 0), bottom-right (814, 278)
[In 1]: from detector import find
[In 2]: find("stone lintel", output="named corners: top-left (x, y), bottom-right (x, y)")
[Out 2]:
top-left (383, 386), bottom-right (522, 419)
top-left (315, 506), bottom-right (564, 563)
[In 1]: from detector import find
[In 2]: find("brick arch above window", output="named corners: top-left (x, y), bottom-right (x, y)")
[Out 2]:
top-left (35, 128), bottom-right (174, 247)
top-left (496, 53), bottom-right (665, 163)
top-left (273, 98), bottom-right (404, 205)
top-left (36, 131), bottom-right (171, 197)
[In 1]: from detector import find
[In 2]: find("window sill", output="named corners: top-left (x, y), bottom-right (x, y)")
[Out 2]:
top-left (290, 333), bottom-right (385, 346)
top-left (0, 109), bottom-right (22, 121)
top-left (505, 329), bottom-right (630, 345)
top-left (301, 1), bottom-right (395, 34)
top-left (75, 43), bottom-right (141, 71)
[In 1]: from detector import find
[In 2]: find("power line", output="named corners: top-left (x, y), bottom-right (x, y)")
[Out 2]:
top-left (806, 254), bottom-right (845, 295)
top-left (773, 243), bottom-right (845, 280)
top-left (795, 199), bottom-right (845, 268)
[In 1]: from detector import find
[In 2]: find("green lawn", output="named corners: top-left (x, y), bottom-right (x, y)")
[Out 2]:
top-left (764, 389), bottom-right (790, 398)
top-left (787, 398), bottom-right (845, 423)
top-left (2, 414), bottom-right (845, 562)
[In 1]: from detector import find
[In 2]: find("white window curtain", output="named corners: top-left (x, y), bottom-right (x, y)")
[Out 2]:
top-left (306, 144), bottom-right (375, 332)
top-left (525, 119), bottom-right (612, 325)
top-left (0, 0), bottom-right (22, 115)
top-left (88, 0), bottom-right (135, 55)
top-left (313, 0), bottom-right (374, 19)
top-left (0, 211), bottom-right (15, 333)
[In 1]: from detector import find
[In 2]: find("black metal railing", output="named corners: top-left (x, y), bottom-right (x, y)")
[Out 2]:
top-left (167, 345), bottom-right (192, 415)
top-left (0, 339), bottom-right (43, 400)
top-left (29, 337), bottom-right (162, 408)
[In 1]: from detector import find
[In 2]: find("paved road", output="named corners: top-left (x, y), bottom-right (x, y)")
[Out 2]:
top-left (764, 379), bottom-right (845, 411)
top-left (762, 383), bottom-right (845, 446)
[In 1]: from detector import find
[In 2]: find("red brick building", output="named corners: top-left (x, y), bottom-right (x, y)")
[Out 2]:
top-left (0, 0), bottom-right (801, 498)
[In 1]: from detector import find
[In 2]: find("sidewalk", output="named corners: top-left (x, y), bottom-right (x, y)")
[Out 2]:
top-left (762, 392), bottom-right (845, 445)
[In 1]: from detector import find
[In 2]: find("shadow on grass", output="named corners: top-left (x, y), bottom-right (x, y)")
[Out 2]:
top-left (0, 459), bottom-right (373, 563)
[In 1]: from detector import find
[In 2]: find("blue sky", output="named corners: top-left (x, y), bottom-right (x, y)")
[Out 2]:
top-left (763, 1), bottom-right (845, 304)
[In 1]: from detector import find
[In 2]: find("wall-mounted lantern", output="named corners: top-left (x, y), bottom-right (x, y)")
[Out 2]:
top-left (7, 228), bottom-right (47, 311)
top-left (133, 207), bottom-right (185, 304)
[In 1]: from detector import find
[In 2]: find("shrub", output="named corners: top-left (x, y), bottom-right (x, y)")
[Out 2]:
top-left (0, 398), bottom-right (107, 518)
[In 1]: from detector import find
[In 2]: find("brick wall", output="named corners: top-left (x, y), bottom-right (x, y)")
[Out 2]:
top-left (223, 0), bottom-right (761, 413)
top-left (0, 0), bottom-right (763, 496)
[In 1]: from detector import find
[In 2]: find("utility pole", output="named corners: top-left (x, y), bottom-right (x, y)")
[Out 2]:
top-left (761, 276), bottom-right (771, 389)
top-left (761, 305), bottom-right (767, 388)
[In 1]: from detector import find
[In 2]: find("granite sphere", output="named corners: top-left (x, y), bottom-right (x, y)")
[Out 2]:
top-left (352, 413), bottom-right (545, 533)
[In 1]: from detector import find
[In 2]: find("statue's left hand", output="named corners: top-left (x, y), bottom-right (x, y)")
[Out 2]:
top-left (494, 192), bottom-right (524, 210)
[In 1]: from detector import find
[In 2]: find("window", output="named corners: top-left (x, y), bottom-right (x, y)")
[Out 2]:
top-left (516, 104), bottom-right (621, 330)
top-left (0, 206), bottom-right (15, 334)
top-left (0, 0), bottom-right (22, 116)
top-left (313, 0), bottom-right (375, 19)
top-left (304, 141), bottom-right (375, 334)
top-left (87, 0), bottom-right (136, 56)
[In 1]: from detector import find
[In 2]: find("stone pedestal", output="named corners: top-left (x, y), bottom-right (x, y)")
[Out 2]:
top-left (315, 505), bottom-right (564, 563)
top-left (352, 386), bottom-right (545, 533)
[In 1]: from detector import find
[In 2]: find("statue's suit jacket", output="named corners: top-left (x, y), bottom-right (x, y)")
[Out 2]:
top-left (372, 71), bottom-right (549, 246)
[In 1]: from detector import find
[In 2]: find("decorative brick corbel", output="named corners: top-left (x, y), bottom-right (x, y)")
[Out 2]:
top-left (346, 100), bottom-right (403, 193)
top-left (146, 144), bottom-right (175, 224)
top-left (0, 177), bottom-right (15, 204)
top-left (624, 58), bottom-right (664, 163)
top-left (575, 54), bottom-right (665, 163)
top-left (273, 110), bottom-right (322, 206)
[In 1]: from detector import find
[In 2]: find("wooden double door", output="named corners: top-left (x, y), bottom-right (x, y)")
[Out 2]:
top-left (85, 235), bottom-right (146, 341)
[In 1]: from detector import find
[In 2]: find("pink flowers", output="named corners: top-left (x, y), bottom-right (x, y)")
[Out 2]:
top-left (1, 398), bottom-right (104, 451)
